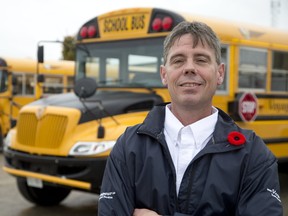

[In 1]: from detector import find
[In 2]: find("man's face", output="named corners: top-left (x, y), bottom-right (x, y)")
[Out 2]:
top-left (160, 33), bottom-right (225, 110)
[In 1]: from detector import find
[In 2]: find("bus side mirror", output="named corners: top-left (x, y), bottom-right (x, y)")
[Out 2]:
top-left (74, 77), bottom-right (97, 98)
top-left (37, 46), bottom-right (44, 63)
top-left (37, 74), bottom-right (45, 83)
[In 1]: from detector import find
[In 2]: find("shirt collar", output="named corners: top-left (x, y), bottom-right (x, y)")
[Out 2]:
top-left (189, 107), bottom-right (218, 148)
top-left (164, 104), bottom-right (183, 144)
top-left (164, 104), bottom-right (218, 147)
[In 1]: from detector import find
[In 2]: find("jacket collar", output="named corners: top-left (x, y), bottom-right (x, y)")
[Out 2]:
top-left (137, 104), bottom-right (246, 152)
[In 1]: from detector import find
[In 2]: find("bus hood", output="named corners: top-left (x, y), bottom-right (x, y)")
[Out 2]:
top-left (27, 90), bottom-right (164, 124)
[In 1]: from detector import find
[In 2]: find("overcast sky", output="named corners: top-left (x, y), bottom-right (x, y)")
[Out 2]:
top-left (1, 0), bottom-right (287, 60)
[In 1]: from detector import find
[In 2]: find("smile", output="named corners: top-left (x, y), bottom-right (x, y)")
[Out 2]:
top-left (179, 82), bottom-right (202, 87)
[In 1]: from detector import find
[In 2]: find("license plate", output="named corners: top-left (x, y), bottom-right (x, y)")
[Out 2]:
top-left (27, 177), bottom-right (43, 188)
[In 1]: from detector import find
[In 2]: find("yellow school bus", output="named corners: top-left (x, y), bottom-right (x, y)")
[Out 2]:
top-left (0, 57), bottom-right (74, 149)
top-left (3, 8), bottom-right (288, 205)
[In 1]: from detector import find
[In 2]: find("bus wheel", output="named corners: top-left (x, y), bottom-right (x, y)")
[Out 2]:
top-left (16, 177), bottom-right (71, 206)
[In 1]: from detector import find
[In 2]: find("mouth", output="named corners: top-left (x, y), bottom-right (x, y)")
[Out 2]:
top-left (179, 82), bottom-right (202, 87)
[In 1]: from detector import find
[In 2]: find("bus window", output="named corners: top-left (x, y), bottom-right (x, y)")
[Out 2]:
top-left (271, 51), bottom-right (288, 92)
top-left (25, 74), bottom-right (35, 95)
top-left (13, 73), bottom-right (35, 96)
top-left (129, 55), bottom-right (161, 86)
top-left (0, 69), bottom-right (8, 92)
top-left (129, 55), bottom-right (158, 73)
top-left (106, 58), bottom-right (120, 84)
top-left (238, 48), bottom-right (267, 91)
top-left (43, 76), bottom-right (64, 94)
top-left (217, 46), bottom-right (228, 92)
top-left (12, 74), bottom-right (22, 95)
top-left (67, 76), bottom-right (74, 92)
top-left (86, 57), bottom-right (99, 81)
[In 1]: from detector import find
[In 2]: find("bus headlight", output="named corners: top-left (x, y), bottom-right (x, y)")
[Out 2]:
top-left (4, 130), bottom-right (14, 148)
top-left (69, 141), bottom-right (116, 156)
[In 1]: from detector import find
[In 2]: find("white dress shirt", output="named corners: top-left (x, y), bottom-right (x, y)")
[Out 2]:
top-left (164, 104), bottom-right (218, 194)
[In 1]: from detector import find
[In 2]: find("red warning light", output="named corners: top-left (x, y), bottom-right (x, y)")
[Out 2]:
top-left (152, 18), bottom-right (162, 31)
top-left (162, 16), bottom-right (173, 31)
top-left (80, 26), bottom-right (88, 38)
top-left (88, 25), bottom-right (96, 38)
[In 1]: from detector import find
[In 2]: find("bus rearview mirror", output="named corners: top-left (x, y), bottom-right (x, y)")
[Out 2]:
top-left (37, 46), bottom-right (44, 63)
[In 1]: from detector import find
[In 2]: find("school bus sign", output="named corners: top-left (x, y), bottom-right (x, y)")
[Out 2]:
top-left (238, 92), bottom-right (258, 122)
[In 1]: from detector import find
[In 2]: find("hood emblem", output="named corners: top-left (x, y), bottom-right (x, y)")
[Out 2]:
top-left (35, 106), bottom-right (46, 120)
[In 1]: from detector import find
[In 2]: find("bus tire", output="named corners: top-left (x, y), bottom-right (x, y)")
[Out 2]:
top-left (16, 177), bottom-right (71, 206)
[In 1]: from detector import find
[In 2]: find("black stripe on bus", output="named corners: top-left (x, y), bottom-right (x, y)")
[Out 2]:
top-left (255, 94), bottom-right (288, 99)
top-left (255, 116), bottom-right (288, 121)
top-left (263, 137), bottom-right (288, 145)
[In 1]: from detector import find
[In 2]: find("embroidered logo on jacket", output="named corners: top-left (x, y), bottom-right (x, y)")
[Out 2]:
top-left (267, 188), bottom-right (281, 202)
top-left (99, 191), bottom-right (116, 200)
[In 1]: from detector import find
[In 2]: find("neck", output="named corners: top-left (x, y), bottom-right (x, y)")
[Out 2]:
top-left (170, 104), bottom-right (213, 126)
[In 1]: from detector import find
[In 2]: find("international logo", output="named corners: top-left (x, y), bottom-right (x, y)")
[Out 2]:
top-left (35, 106), bottom-right (46, 120)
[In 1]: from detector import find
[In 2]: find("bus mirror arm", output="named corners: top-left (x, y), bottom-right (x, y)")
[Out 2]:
top-left (78, 97), bottom-right (105, 138)
top-left (96, 101), bottom-right (120, 126)
top-left (80, 98), bottom-right (120, 139)
top-left (94, 101), bottom-right (120, 139)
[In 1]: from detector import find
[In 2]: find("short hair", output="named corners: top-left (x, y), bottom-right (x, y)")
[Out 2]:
top-left (163, 21), bottom-right (221, 65)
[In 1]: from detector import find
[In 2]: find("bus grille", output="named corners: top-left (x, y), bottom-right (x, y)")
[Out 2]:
top-left (17, 112), bottom-right (68, 149)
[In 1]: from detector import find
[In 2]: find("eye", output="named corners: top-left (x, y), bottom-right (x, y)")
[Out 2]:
top-left (196, 57), bottom-right (209, 64)
top-left (172, 58), bottom-right (184, 64)
top-left (195, 54), bottom-right (211, 64)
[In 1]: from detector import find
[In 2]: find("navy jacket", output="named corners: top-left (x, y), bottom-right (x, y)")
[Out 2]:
top-left (98, 105), bottom-right (283, 216)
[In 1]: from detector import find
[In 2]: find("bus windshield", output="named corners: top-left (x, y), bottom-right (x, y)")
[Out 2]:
top-left (76, 38), bottom-right (164, 88)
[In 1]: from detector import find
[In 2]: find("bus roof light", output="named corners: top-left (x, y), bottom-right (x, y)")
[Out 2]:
top-left (80, 26), bottom-right (88, 38)
top-left (88, 25), bottom-right (97, 38)
top-left (162, 16), bottom-right (173, 31)
top-left (152, 18), bottom-right (162, 31)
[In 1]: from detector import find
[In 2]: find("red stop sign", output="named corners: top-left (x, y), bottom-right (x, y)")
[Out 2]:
top-left (238, 92), bottom-right (258, 122)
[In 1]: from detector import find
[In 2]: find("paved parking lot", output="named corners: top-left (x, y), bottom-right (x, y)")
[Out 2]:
top-left (1, 153), bottom-right (288, 215)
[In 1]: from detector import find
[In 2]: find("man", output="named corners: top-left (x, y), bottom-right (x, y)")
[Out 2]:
top-left (98, 21), bottom-right (283, 215)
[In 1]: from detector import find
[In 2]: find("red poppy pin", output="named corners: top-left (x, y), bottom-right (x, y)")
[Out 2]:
top-left (227, 131), bottom-right (246, 146)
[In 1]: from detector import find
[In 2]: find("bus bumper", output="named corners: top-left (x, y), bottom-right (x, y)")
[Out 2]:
top-left (3, 147), bottom-right (107, 193)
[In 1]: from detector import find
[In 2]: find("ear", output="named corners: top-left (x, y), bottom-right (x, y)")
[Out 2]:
top-left (160, 65), bottom-right (168, 86)
top-left (217, 63), bottom-right (225, 85)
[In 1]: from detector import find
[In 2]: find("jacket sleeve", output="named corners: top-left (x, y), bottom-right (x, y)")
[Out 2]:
top-left (236, 135), bottom-right (283, 216)
top-left (98, 132), bottom-right (135, 216)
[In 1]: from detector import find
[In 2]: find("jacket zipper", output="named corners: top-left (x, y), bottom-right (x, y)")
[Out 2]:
top-left (183, 136), bottom-right (215, 213)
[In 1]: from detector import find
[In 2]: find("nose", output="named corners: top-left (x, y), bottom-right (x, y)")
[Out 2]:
top-left (183, 59), bottom-right (196, 75)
